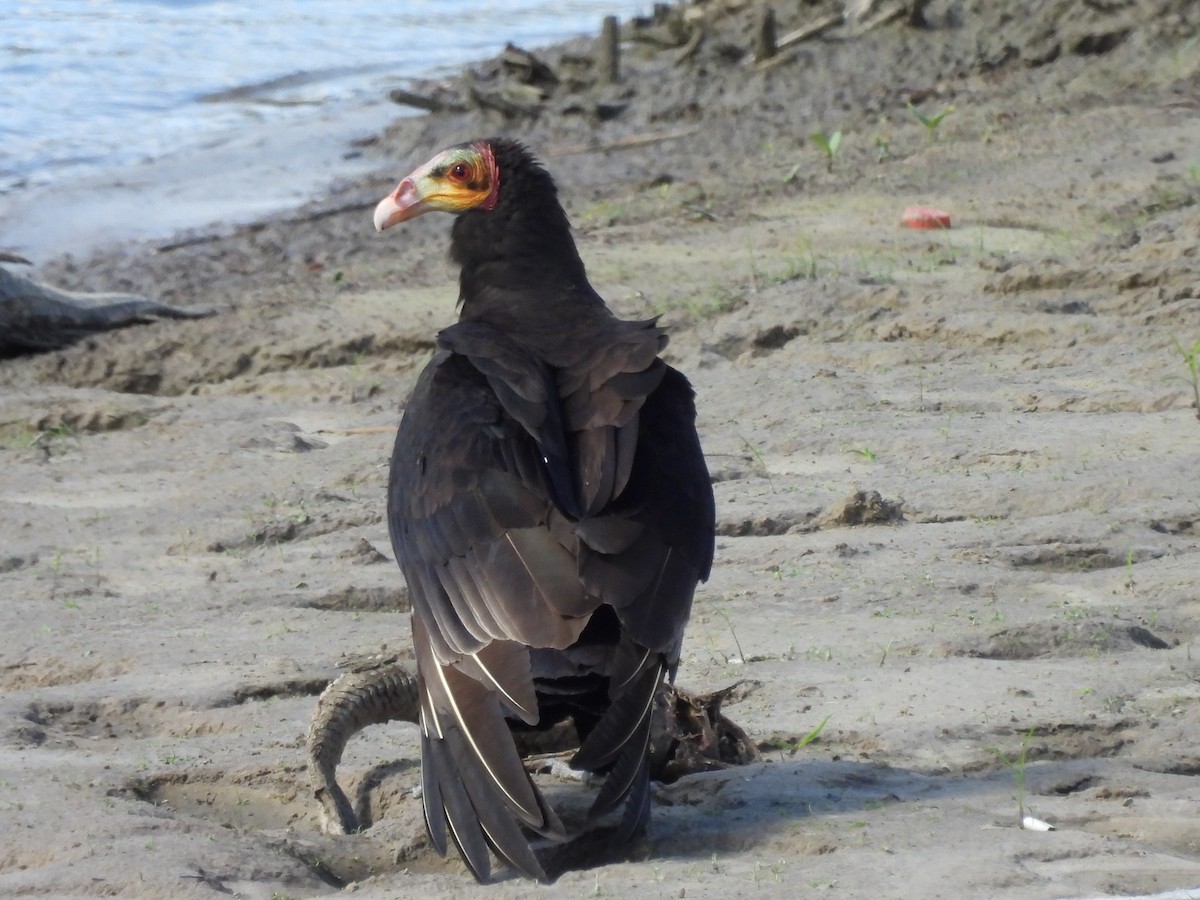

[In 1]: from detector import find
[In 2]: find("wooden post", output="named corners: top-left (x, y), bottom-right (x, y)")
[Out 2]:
top-left (600, 15), bottom-right (620, 84)
top-left (755, 7), bottom-right (777, 62)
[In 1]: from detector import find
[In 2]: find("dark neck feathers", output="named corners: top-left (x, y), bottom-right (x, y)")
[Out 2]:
top-left (450, 139), bottom-right (606, 330)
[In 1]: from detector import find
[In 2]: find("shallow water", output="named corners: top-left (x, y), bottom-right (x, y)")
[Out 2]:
top-left (0, 0), bottom-right (646, 257)
top-left (1, 0), bottom-right (645, 194)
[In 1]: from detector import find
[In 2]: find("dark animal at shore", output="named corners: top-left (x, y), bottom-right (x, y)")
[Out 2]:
top-left (0, 261), bottom-right (212, 356)
top-left (372, 138), bottom-right (715, 882)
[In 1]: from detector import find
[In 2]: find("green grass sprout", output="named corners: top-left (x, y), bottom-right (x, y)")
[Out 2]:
top-left (907, 102), bottom-right (954, 142)
top-left (812, 130), bottom-right (843, 172)
top-left (986, 726), bottom-right (1036, 824)
top-left (1172, 336), bottom-right (1200, 420)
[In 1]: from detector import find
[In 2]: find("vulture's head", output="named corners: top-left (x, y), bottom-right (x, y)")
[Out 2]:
top-left (373, 140), bottom-right (504, 231)
top-left (373, 138), bottom-right (581, 286)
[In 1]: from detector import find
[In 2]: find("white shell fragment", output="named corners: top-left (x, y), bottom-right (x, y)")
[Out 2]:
top-left (1021, 815), bottom-right (1056, 832)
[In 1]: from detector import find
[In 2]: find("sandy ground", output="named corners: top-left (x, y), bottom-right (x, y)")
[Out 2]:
top-left (3, 1), bottom-right (1200, 897)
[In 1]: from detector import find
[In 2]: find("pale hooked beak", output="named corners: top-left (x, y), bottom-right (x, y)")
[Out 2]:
top-left (373, 177), bottom-right (426, 231)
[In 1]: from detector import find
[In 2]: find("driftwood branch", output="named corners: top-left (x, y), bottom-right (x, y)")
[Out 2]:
top-left (778, 11), bottom-right (845, 50)
top-left (674, 23), bottom-right (706, 66)
top-left (756, 11), bottom-right (845, 72)
top-left (856, 2), bottom-right (907, 34)
top-left (387, 88), bottom-right (467, 114)
top-left (468, 81), bottom-right (546, 119)
top-left (500, 43), bottom-right (559, 88)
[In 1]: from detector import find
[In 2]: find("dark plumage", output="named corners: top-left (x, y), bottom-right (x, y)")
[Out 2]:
top-left (374, 138), bottom-right (715, 882)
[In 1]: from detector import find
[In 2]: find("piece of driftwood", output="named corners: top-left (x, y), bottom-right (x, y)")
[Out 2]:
top-left (500, 43), bottom-right (559, 88)
top-left (756, 11), bottom-right (845, 72)
top-left (0, 265), bottom-right (214, 356)
top-left (856, 1), bottom-right (906, 33)
top-left (387, 88), bottom-right (467, 114)
top-left (673, 23), bottom-right (706, 66)
top-left (843, 0), bottom-right (880, 20)
top-left (681, 0), bottom-right (750, 24)
top-left (628, 5), bottom-right (692, 48)
top-left (778, 11), bottom-right (845, 49)
top-left (307, 655), bottom-right (760, 836)
top-left (314, 426), bottom-right (396, 437)
top-left (468, 81), bottom-right (546, 119)
top-left (155, 233), bottom-right (223, 253)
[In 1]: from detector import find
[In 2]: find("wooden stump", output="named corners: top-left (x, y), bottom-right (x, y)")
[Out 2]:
top-left (600, 15), bottom-right (620, 84)
top-left (755, 6), bottom-right (777, 62)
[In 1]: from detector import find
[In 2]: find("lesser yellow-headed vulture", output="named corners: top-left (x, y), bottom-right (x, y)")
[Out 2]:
top-left (373, 138), bottom-right (715, 882)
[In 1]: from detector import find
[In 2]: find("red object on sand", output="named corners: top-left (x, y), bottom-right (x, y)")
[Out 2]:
top-left (902, 206), bottom-right (952, 229)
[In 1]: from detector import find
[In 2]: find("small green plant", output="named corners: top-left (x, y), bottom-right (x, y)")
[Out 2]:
top-left (761, 716), bottom-right (830, 756)
top-left (796, 716), bottom-right (829, 748)
top-left (1124, 547), bottom-right (1136, 593)
top-left (773, 562), bottom-right (802, 580)
top-left (739, 434), bottom-right (774, 491)
top-left (787, 235), bottom-right (821, 280)
top-left (1062, 602), bottom-right (1086, 621)
top-left (907, 102), bottom-right (954, 142)
top-left (10, 423), bottom-right (78, 457)
top-left (878, 640), bottom-right (894, 667)
top-left (812, 130), bottom-right (843, 172)
top-left (853, 446), bottom-right (877, 463)
top-left (986, 727), bottom-right (1036, 824)
top-left (1172, 336), bottom-right (1200, 420)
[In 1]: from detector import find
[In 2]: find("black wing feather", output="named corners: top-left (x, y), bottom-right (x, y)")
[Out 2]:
top-left (390, 316), bottom-right (713, 881)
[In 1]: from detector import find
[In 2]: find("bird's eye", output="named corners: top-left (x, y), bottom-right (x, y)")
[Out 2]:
top-left (450, 163), bottom-right (469, 180)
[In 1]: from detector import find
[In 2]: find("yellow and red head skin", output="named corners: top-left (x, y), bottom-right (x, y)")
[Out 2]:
top-left (374, 141), bottom-right (500, 231)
